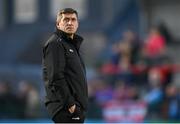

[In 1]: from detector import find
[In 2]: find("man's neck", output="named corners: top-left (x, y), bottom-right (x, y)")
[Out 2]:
top-left (67, 34), bottom-right (74, 39)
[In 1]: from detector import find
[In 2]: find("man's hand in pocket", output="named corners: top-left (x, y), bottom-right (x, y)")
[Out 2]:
top-left (68, 104), bottom-right (76, 113)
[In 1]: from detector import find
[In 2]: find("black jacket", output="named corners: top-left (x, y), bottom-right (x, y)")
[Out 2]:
top-left (42, 29), bottom-right (88, 117)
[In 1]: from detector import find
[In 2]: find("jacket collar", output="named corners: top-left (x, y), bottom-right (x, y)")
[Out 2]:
top-left (55, 29), bottom-right (83, 49)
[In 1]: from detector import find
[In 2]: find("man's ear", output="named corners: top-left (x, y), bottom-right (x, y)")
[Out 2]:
top-left (56, 22), bottom-right (59, 27)
top-left (56, 21), bottom-right (60, 29)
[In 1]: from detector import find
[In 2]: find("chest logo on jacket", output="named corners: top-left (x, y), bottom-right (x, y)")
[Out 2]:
top-left (69, 49), bottom-right (74, 53)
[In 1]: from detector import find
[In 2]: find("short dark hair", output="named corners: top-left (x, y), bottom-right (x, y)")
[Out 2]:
top-left (56, 8), bottom-right (78, 22)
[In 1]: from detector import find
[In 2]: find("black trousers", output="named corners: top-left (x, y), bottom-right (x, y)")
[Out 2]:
top-left (52, 106), bottom-right (85, 123)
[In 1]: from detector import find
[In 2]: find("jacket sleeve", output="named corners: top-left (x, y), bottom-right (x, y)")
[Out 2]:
top-left (44, 41), bottom-right (76, 109)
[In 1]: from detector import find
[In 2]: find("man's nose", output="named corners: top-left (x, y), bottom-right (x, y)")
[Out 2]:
top-left (67, 20), bottom-right (73, 25)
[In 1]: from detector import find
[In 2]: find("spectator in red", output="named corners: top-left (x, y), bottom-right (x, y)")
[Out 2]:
top-left (143, 27), bottom-right (166, 58)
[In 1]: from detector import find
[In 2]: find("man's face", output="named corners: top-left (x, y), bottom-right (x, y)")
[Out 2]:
top-left (56, 13), bottom-right (78, 35)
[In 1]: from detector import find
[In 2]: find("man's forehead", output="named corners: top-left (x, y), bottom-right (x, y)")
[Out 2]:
top-left (62, 13), bottom-right (77, 18)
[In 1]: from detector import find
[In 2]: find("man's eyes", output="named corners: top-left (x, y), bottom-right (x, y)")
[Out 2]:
top-left (72, 18), bottom-right (76, 21)
top-left (63, 18), bottom-right (76, 22)
top-left (64, 18), bottom-right (69, 22)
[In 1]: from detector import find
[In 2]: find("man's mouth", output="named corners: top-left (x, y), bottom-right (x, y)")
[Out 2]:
top-left (66, 27), bottom-right (73, 30)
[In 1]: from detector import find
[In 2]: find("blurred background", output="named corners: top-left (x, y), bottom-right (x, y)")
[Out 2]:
top-left (0, 0), bottom-right (180, 123)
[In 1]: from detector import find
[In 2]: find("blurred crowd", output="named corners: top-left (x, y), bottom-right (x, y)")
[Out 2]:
top-left (87, 25), bottom-right (180, 122)
top-left (0, 25), bottom-right (179, 123)
top-left (0, 80), bottom-right (42, 119)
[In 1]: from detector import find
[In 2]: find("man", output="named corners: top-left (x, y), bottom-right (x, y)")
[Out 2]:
top-left (42, 8), bottom-right (88, 123)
